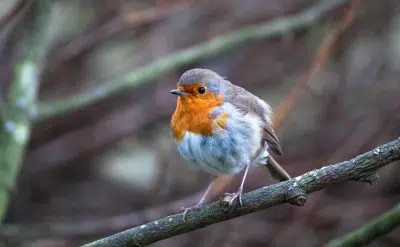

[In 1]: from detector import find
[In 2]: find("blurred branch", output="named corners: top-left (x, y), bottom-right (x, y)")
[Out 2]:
top-left (0, 0), bottom-right (51, 223)
top-left (83, 138), bottom-right (400, 247)
top-left (53, 2), bottom-right (192, 64)
top-left (327, 203), bottom-right (400, 247)
top-left (0, 174), bottom-right (274, 239)
top-left (272, 0), bottom-right (360, 128)
top-left (0, 0), bottom-right (29, 31)
top-left (37, 0), bottom-right (350, 122)
top-left (0, 192), bottom-right (203, 238)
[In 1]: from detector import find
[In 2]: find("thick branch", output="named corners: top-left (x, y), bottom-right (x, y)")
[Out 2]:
top-left (0, 0), bottom-right (51, 223)
top-left (83, 138), bottom-right (400, 247)
top-left (327, 203), bottom-right (400, 247)
top-left (37, 0), bottom-right (350, 122)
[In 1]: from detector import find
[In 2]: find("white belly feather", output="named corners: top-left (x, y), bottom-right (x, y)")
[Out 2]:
top-left (175, 104), bottom-right (268, 176)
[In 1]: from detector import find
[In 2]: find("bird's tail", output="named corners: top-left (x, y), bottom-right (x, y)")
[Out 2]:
top-left (265, 156), bottom-right (291, 181)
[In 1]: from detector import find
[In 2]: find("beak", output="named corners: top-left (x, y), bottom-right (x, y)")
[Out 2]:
top-left (169, 89), bottom-right (186, 96)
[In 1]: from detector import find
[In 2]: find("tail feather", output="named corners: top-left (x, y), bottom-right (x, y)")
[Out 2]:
top-left (265, 156), bottom-right (291, 181)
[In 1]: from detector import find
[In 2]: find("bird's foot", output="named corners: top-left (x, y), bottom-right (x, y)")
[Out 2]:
top-left (224, 190), bottom-right (243, 206)
top-left (180, 204), bottom-right (202, 221)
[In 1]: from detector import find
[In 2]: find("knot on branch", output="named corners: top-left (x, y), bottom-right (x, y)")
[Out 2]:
top-left (286, 186), bottom-right (307, 206)
top-left (353, 171), bottom-right (379, 185)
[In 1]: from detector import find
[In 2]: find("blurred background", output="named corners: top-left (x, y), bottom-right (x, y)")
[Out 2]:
top-left (0, 0), bottom-right (399, 246)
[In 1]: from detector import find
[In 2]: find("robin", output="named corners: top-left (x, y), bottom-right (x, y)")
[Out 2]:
top-left (170, 68), bottom-right (290, 215)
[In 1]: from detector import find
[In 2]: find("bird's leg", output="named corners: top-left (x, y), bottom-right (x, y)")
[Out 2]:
top-left (181, 180), bottom-right (215, 221)
top-left (225, 164), bottom-right (250, 206)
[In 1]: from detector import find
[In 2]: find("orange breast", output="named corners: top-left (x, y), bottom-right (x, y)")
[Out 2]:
top-left (171, 94), bottom-right (224, 141)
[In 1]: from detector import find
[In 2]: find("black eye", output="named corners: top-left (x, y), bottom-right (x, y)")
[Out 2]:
top-left (198, 87), bottom-right (206, 94)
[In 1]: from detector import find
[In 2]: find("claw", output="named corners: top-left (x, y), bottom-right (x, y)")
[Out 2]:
top-left (181, 205), bottom-right (202, 221)
top-left (224, 191), bottom-right (243, 206)
top-left (222, 164), bottom-right (248, 207)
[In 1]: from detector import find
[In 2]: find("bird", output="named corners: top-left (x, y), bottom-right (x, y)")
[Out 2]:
top-left (170, 68), bottom-right (290, 216)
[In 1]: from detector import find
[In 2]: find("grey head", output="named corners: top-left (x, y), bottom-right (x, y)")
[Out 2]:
top-left (170, 68), bottom-right (231, 96)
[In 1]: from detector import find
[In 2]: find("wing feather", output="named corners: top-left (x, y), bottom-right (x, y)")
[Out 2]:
top-left (225, 83), bottom-right (282, 155)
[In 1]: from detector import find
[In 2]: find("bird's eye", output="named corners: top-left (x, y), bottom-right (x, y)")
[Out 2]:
top-left (198, 87), bottom-right (206, 94)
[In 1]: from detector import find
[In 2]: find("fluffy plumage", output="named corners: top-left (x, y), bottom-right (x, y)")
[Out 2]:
top-left (171, 68), bottom-right (283, 176)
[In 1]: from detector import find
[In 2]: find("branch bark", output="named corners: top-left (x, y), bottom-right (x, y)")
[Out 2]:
top-left (36, 0), bottom-right (350, 122)
top-left (83, 138), bottom-right (400, 247)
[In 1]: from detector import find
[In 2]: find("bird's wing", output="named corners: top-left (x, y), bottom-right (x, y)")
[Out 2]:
top-left (225, 83), bottom-right (283, 155)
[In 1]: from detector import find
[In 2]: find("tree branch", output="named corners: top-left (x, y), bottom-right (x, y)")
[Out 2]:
top-left (36, 0), bottom-right (350, 122)
top-left (83, 138), bottom-right (400, 247)
top-left (0, 0), bottom-right (52, 223)
top-left (327, 203), bottom-right (400, 247)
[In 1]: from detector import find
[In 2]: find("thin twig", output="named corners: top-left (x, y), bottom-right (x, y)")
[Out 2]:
top-left (82, 138), bottom-right (400, 247)
top-left (53, 2), bottom-right (192, 64)
top-left (272, 0), bottom-right (360, 128)
top-left (327, 203), bottom-right (400, 247)
top-left (36, 0), bottom-right (350, 122)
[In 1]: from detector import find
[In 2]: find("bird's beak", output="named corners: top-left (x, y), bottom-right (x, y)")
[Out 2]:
top-left (169, 89), bottom-right (186, 96)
